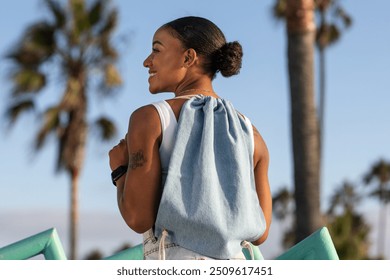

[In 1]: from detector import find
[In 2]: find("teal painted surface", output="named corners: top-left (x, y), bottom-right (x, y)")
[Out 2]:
top-left (0, 228), bottom-right (67, 260)
top-left (276, 227), bottom-right (339, 260)
top-left (0, 226), bottom-right (338, 260)
top-left (243, 244), bottom-right (264, 260)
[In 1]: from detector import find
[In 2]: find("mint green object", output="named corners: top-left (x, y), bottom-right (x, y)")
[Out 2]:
top-left (0, 226), bottom-right (338, 260)
top-left (243, 244), bottom-right (264, 260)
top-left (276, 227), bottom-right (339, 260)
top-left (0, 228), bottom-right (67, 260)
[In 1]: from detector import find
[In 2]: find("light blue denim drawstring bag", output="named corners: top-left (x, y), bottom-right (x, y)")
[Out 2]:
top-left (154, 95), bottom-right (266, 259)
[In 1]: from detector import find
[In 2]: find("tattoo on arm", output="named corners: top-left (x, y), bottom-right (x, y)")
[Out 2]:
top-left (129, 150), bottom-right (147, 170)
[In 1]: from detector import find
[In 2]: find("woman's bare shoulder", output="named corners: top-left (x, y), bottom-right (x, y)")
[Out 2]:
top-left (128, 104), bottom-right (161, 138)
top-left (252, 125), bottom-right (269, 165)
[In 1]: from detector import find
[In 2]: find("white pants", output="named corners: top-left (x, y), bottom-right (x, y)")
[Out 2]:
top-left (143, 229), bottom-right (247, 260)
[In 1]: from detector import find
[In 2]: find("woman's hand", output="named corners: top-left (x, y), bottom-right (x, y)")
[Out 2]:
top-left (109, 135), bottom-right (129, 171)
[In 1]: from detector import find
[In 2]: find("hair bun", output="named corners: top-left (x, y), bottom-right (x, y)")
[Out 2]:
top-left (213, 41), bottom-right (243, 77)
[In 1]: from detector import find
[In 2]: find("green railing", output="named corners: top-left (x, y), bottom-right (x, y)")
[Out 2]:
top-left (0, 227), bottom-right (339, 260)
top-left (0, 228), bottom-right (66, 260)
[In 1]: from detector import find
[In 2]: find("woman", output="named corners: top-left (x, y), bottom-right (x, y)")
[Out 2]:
top-left (109, 16), bottom-right (272, 260)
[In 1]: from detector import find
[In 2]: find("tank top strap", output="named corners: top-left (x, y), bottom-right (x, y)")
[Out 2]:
top-left (241, 114), bottom-right (254, 157)
top-left (151, 100), bottom-right (177, 172)
top-left (151, 100), bottom-right (176, 131)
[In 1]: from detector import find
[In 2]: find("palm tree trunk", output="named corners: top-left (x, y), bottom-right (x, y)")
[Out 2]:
top-left (318, 9), bottom-right (327, 190)
top-left (318, 46), bottom-right (325, 183)
top-left (63, 76), bottom-right (87, 260)
top-left (67, 115), bottom-right (87, 260)
top-left (377, 183), bottom-right (388, 258)
top-left (286, 0), bottom-right (323, 242)
top-left (383, 203), bottom-right (389, 258)
top-left (63, 108), bottom-right (87, 260)
top-left (70, 169), bottom-right (79, 260)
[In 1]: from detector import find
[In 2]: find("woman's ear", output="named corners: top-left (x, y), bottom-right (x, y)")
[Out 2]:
top-left (183, 48), bottom-right (198, 67)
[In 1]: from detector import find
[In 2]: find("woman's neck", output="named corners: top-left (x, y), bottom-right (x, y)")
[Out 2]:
top-left (176, 88), bottom-right (214, 96)
top-left (174, 80), bottom-right (218, 98)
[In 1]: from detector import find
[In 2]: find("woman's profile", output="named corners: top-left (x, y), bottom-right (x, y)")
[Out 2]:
top-left (108, 16), bottom-right (272, 260)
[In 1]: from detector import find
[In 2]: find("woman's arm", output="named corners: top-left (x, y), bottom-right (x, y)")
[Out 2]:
top-left (109, 105), bottom-right (162, 233)
top-left (251, 125), bottom-right (272, 245)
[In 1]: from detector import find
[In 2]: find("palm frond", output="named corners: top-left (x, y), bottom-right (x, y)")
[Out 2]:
top-left (327, 181), bottom-right (360, 215)
top-left (69, 0), bottom-right (89, 44)
top-left (44, 0), bottom-right (66, 28)
top-left (94, 116), bottom-right (117, 141)
top-left (364, 159), bottom-right (390, 185)
top-left (272, 0), bottom-right (287, 19)
top-left (28, 22), bottom-right (56, 51)
top-left (11, 69), bottom-right (46, 94)
top-left (104, 63), bottom-right (122, 87)
top-left (7, 49), bottom-right (41, 67)
top-left (100, 40), bottom-right (118, 60)
top-left (5, 99), bottom-right (35, 125)
top-left (98, 8), bottom-right (117, 37)
top-left (7, 21), bottom-right (56, 67)
top-left (272, 186), bottom-right (294, 220)
top-left (334, 6), bottom-right (352, 28)
top-left (35, 106), bottom-right (61, 150)
top-left (363, 159), bottom-right (390, 205)
top-left (88, 0), bottom-right (103, 27)
top-left (316, 23), bottom-right (340, 48)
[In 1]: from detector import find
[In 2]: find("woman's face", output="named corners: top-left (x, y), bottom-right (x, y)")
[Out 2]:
top-left (143, 28), bottom-right (187, 94)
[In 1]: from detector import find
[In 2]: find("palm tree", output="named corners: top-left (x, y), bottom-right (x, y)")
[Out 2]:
top-left (327, 211), bottom-right (370, 259)
top-left (363, 159), bottom-right (390, 258)
top-left (273, 186), bottom-right (294, 221)
top-left (273, 0), bottom-right (322, 242)
top-left (315, 0), bottom-right (352, 179)
top-left (272, 0), bottom-right (352, 244)
top-left (327, 181), bottom-right (360, 216)
top-left (4, 0), bottom-right (122, 259)
top-left (326, 181), bottom-right (370, 259)
top-left (272, 187), bottom-right (296, 249)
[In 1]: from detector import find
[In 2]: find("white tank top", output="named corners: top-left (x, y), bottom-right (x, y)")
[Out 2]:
top-left (151, 100), bottom-right (177, 179)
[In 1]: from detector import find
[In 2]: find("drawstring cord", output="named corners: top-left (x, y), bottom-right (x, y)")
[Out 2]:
top-left (158, 229), bottom-right (169, 260)
top-left (241, 240), bottom-right (254, 260)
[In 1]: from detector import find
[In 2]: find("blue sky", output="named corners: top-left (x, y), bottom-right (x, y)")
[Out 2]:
top-left (1, 0), bottom-right (389, 259)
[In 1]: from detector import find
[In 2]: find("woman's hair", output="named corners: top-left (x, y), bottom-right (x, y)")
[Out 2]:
top-left (161, 16), bottom-right (243, 79)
